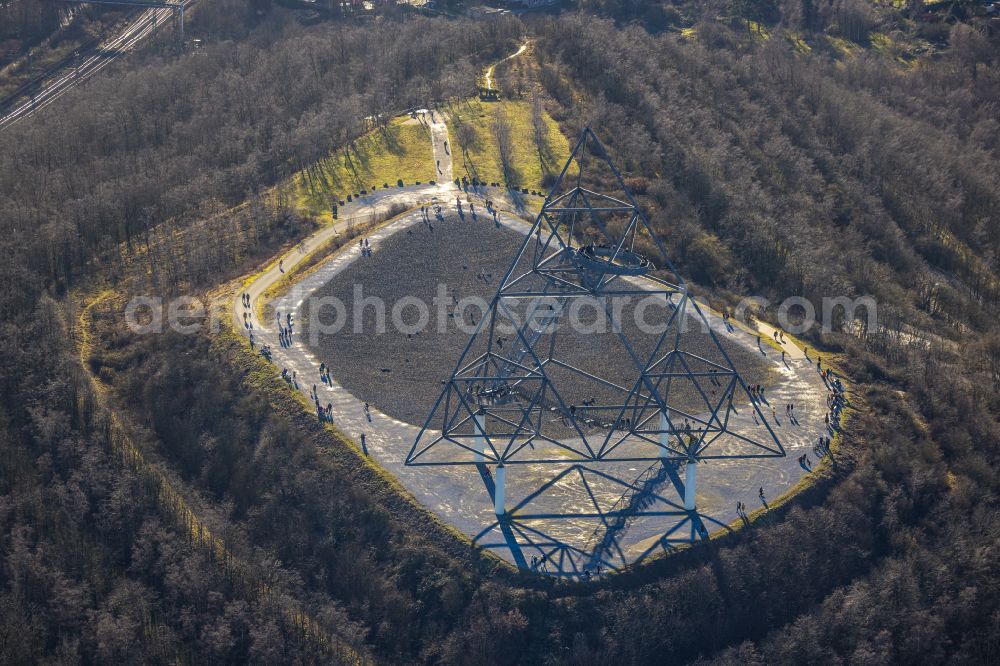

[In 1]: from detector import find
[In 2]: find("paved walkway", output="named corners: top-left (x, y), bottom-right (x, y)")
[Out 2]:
top-left (233, 114), bottom-right (836, 578)
top-left (428, 109), bottom-right (453, 183)
top-left (236, 110), bottom-right (454, 334)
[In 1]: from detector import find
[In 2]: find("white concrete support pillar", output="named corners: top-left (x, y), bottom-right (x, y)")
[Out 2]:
top-left (494, 464), bottom-right (506, 515)
top-left (473, 413), bottom-right (485, 463)
top-left (684, 460), bottom-right (697, 511)
top-left (658, 411), bottom-right (670, 458)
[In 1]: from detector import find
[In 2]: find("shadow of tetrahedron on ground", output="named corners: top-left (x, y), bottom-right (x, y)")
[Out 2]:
top-left (472, 464), bottom-right (734, 578)
top-left (408, 127), bottom-right (785, 555)
top-left (407, 128), bottom-right (783, 467)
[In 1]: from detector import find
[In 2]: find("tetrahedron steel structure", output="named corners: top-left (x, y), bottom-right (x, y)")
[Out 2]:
top-left (405, 129), bottom-right (784, 476)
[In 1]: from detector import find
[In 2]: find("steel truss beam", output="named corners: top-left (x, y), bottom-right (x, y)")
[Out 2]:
top-left (407, 128), bottom-right (784, 470)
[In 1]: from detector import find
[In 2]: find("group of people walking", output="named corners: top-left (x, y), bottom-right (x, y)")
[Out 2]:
top-left (824, 371), bottom-right (847, 431)
top-left (815, 435), bottom-right (832, 459)
top-left (240, 292), bottom-right (257, 349)
top-left (276, 311), bottom-right (294, 348)
top-left (734, 488), bottom-right (770, 522)
top-left (317, 399), bottom-right (334, 422)
top-left (419, 205), bottom-right (441, 231)
top-left (451, 196), bottom-right (502, 226)
top-left (736, 500), bottom-right (750, 521)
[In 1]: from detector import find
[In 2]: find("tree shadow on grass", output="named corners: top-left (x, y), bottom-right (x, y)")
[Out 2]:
top-left (379, 123), bottom-right (405, 156)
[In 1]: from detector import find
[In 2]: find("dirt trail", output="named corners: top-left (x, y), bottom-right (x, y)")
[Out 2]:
top-left (483, 40), bottom-right (529, 91)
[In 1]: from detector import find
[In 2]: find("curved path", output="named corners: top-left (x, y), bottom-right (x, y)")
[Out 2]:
top-left (237, 110), bottom-right (455, 327)
top-left (483, 40), bottom-right (529, 91)
top-left (233, 112), bottom-right (838, 578)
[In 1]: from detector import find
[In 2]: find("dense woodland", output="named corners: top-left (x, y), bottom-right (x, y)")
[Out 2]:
top-left (1, 0), bottom-right (1000, 663)
top-left (1, 0), bottom-right (65, 57)
top-left (0, 1), bottom-right (124, 74)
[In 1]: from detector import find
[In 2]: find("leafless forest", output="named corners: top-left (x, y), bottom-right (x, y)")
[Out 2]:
top-left (0, 0), bottom-right (998, 662)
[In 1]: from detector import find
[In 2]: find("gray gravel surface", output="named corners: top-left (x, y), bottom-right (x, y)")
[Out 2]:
top-left (300, 215), bottom-right (771, 430)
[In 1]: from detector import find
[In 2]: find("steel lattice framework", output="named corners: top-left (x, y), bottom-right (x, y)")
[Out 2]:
top-left (406, 129), bottom-right (783, 515)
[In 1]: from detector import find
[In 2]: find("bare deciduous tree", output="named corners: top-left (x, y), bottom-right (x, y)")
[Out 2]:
top-left (491, 104), bottom-right (517, 186)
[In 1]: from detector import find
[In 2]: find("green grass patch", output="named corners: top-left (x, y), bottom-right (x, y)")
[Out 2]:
top-left (787, 31), bottom-right (812, 54)
top-left (293, 117), bottom-right (435, 218)
top-left (748, 21), bottom-right (771, 40)
top-left (825, 35), bottom-right (860, 59)
top-left (446, 98), bottom-right (570, 191)
top-left (869, 32), bottom-right (894, 55)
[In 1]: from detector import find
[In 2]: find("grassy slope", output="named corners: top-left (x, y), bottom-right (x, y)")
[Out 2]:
top-left (293, 116), bottom-right (435, 219)
top-left (446, 98), bottom-right (570, 190)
